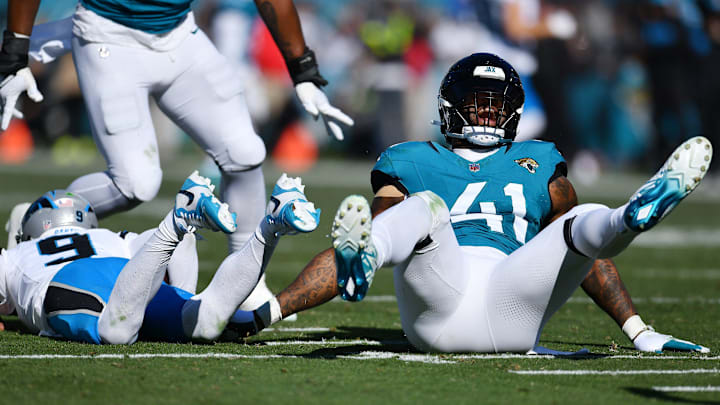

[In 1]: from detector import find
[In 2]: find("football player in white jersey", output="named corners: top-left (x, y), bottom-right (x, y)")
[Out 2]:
top-left (0, 171), bottom-right (320, 344)
top-left (0, 0), bottom-right (353, 311)
top-left (237, 53), bottom-right (712, 354)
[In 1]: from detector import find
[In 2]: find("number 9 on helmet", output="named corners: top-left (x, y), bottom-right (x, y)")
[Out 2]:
top-left (18, 190), bottom-right (98, 242)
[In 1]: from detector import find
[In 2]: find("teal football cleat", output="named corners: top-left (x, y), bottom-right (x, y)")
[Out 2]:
top-left (174, 171), bottom-right (237, 234)
top-left (265, 173), bottom-right (320, 236)
top-left (332, 195), bottom-right (378, 302)
top-left (624, 136), bottom-right (712, 232)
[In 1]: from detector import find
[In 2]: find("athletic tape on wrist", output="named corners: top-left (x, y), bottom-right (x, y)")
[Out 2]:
top-left (622, 314), bottom-right (649, 341)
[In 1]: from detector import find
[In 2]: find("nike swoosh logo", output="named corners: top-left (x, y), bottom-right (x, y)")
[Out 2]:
top-left (269, 196), bottom-right (280, 213)
top-left (179, 190), bottom-right (194, 206)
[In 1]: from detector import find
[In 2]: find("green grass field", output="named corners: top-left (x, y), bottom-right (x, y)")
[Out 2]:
top-left (1, 152), bottom-right (718, 404)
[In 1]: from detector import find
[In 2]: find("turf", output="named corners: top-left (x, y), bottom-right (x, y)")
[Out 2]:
top-left (1, 153), bottom-right (718, 404)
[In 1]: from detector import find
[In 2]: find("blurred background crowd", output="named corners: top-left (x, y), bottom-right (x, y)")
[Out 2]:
top-left (1, 0), bottom-right (719, 182)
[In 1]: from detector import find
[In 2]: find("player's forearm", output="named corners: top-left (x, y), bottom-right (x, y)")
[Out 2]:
top-left (7, 0), bottom-right (41, 35)
top-left (254, 0), bottom-right (307, 60)
top-left (581, 258), bottom-right (637, 327)
top-left (277, 248), bottom-right (339, 318)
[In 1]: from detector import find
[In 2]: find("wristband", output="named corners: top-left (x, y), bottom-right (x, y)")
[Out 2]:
top-left (622, 314), bottom-right (650, 341)
top-left (287, 48), bottom-right (328, 87)
top-left (0, 30), bottom-right (30, 75)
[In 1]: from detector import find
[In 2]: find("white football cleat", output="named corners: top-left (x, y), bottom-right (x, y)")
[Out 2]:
top-left (264, 173), bottom-right (320, 236)
top-left (625, 136), bottom-right (712, 232)
top-left (332, 195), bottom-right (378, 302)
top-left (5, 202), bottom-right (30, 249)
top-left (173, 171), bottom-right (237, 235)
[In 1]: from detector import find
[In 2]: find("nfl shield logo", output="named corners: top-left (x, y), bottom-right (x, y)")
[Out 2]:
top-left (43, 220), bottom-right (52, 230)
top-left (469, 163), bottom-right (480, 172)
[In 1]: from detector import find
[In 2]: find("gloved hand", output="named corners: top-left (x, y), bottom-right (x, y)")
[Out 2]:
top-left (295, 82), bottom-right (354, 141)
top-left (0, 31), bottom-right (44, 130)
top-left (287, 48), bottom-right (354, 141)
top-left (633, 327), bottom-right (710, 353)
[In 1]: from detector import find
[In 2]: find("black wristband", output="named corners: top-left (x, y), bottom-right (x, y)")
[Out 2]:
top-left (0, 31), bottom-right (30, 75)
top-left (287, 48), bottom-right (328, 87)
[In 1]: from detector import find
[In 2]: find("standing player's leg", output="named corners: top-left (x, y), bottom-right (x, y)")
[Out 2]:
top-left (154, 30), bottom-right (272, 309)
top-left (68, 37), bottom-right (163, 217)
top-left (98, 172), bottom-right (236, 344)
top-left (485, 136), bottom-right (713, 352)
top-left (182, 174), bottom-right (320, 341)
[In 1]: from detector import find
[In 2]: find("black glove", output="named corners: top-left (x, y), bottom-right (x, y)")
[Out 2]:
top-left (0, 31), bottom-right (30, 76)
top-left (286, 48), bottom-right (328, 87)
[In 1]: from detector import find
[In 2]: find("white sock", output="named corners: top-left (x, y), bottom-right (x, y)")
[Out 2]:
top-left (166, 233), bottom-right (198, 294)
top-left (97, 212), bottom-right (180, 344)
top-left (371, 195), bottom-right (434, 267)
top-left (182, 225), bottom-right (274, 341)
top-left (221, 167), bottom-right (266, 252)
top-left (571, 204), bottom-right (637, 258)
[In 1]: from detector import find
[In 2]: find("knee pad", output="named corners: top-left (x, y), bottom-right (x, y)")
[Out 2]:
top-left (410, 191), bottom-right (450, 235)
top-left (213, 134), bottom-right (266, 173)
top-left (111, 165), bottom-right (163, 202)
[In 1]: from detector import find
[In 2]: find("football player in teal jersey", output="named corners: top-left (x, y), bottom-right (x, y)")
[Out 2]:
top-left (0, 0), bottom-right (353, 312)
top-left (238, 53), bottom-right (712, 354)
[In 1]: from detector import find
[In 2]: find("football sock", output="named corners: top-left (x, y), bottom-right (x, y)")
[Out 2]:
top-left (98, 212), bottom-right (179, 344)
top-left (221, 166), bottom-right (266, 252)
top-left (570, 204), bottom-right (636, 258)
top-left (182, 222), bottom-right (273, 341)
top-left (166, 233), bottom-right (198, 294)
top-left (371, 195), bottom-right (435, 266)
top-left (67, 171), bottom-right (138, 218)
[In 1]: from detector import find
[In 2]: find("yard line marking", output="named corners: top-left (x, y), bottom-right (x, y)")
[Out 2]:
top-left (458, 354), bottom-right (720, 360)
top-left (510, 368), bottom-right (720, 375)
top-left (653, 386), bottom-right (720, 392)
top-left (346, 295), bottom-right (720, 305)
top-left (264, 327), bottom-right (331, 332)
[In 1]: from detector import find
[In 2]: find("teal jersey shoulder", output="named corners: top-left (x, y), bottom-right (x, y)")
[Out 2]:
top-left (81, 0), bottom-right (193, 33)
top-left (372, 140), bottom-right (566, 254)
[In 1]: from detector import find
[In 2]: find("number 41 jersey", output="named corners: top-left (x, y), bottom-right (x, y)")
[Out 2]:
top-left (0, 226), bottom-right (136, 334)
top-left (371, 141), bottom-right (566, 255)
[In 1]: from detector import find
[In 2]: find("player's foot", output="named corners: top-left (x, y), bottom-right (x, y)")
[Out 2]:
top-left (624, 136), bottom-right (712, 232)
top-left (5, 202), bottom-right (30, 249)
top-left (264, 173), bottom-right (320, 236)
top-left (174, 171), bottom-right (237, 235)
top-left (332, 195), bottom-right (378, 302)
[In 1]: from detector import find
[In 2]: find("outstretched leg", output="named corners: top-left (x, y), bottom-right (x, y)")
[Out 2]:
top-left (98, 171), bottom-right (236, 344)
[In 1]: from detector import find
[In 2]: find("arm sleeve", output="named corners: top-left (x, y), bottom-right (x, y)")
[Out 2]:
top-left (371, 150), bottom-right (409, 195)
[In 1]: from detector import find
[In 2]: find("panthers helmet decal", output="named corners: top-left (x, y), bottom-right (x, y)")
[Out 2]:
top-left (19, 190), bottom-right (98, 242)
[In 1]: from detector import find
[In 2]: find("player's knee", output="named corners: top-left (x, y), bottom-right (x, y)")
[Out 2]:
top-left (181, 297), bottom-right (224, 342)
top-left (112, 166), bottom-right (163, 202)
top-left (410, 190), bottom-right (450, 233)
top-left (213, 134), bottom-right (266, 173)
top-left (97, 318), bottom-right (139, 345)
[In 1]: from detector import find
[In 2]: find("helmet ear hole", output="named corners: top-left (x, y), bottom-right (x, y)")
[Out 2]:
top-left (19, 190), bottom-right (98, 241)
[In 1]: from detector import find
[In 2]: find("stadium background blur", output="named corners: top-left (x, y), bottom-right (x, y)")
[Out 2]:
top-left (0, 0), bottom-right (719, 182)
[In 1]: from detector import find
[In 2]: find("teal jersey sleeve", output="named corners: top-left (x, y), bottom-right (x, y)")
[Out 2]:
top-left (370, 140), bottom-right (567, 255)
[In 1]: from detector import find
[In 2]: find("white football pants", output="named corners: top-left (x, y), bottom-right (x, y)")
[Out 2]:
top-left (69, 26), bottom-right (266, 250)
top-left (371, 195), bottom-right (633, 353)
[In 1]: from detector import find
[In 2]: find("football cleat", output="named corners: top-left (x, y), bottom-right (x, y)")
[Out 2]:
top-left (332, 195), bottom-right (378, 302)
top-left (265, 173), bottom-right (320, 236)
top-left (174, 171), bottom-right (237, 234)
top-left (624, 136), bottom-right (712, 232)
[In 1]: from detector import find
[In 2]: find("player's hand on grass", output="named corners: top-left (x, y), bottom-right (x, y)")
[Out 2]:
top-left (633, 328), bottom-right (710, 353)
top-left (0, 31), bottom-right (43, 130)
top-left (295, 82), bottom-right (354, 141)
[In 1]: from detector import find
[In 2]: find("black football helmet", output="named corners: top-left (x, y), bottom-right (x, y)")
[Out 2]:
top-left (437, 53), bottom-right (524, 147)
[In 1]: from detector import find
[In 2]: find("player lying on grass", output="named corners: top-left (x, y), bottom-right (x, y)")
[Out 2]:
top-left (237, 53), bottom-right (712, 354)
top-left (0, 172), bottom-right (319, 344)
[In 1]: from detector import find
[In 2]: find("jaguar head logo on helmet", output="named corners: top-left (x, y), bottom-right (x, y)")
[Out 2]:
top-left (17, 190), bottom-right (98, 243)
top-left (437, 53), bottom-right (525, 148)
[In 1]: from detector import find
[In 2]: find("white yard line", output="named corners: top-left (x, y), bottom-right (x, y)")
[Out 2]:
top-left (510, 369), bottom-right (720, 375)
top-left (652, 386), bottom-right (720, 392)
top-left (264, 327), bottom-right (331, 332)
top-left (350, 295), bottom-right (720, 304)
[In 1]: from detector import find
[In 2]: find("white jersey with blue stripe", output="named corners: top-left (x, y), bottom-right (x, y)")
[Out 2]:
top-left (0, 227), bottom-right (139, 335)
top-left (371, 140), bottom-right (566, 255)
